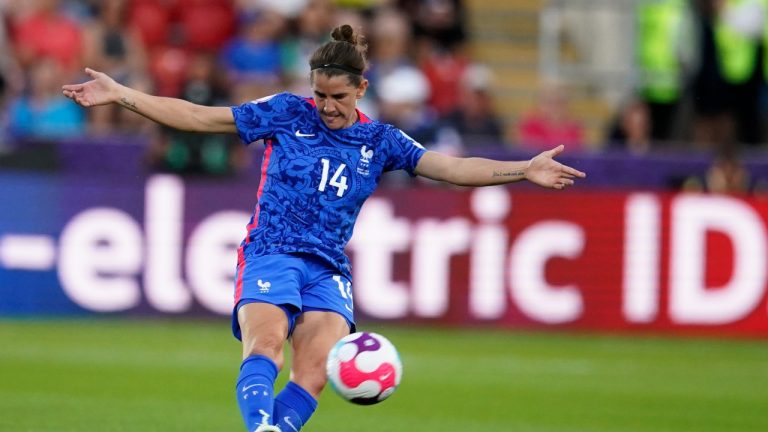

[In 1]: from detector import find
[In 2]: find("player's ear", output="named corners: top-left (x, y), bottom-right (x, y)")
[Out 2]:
top-left (356, 79), bottom-right (369, 99)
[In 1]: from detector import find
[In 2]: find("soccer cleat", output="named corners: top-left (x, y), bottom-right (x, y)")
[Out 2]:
top-left (253, 425), bottom-right (281, 432)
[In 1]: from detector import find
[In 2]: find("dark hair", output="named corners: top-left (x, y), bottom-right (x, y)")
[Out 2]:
top-left (309, 25), bottom-right (368, 86)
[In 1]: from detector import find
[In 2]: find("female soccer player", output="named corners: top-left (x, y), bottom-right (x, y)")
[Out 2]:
top-left (63, 24), bottom-right (586, 432)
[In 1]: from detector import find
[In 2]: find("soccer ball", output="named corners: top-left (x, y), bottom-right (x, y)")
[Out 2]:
top-left (325, 332), bottom-right (403, 405)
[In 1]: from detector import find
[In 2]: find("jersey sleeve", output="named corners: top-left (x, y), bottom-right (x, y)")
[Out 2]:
top-left (230, 92), bottom-right (294, 145)
top-left (383, 126), bottom-right (428, 175)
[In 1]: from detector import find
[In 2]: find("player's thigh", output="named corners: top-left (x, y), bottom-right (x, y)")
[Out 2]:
top-left (289, 311), bottom-right (350, 398)
top-left (234, 254), bottom-right (305, 363)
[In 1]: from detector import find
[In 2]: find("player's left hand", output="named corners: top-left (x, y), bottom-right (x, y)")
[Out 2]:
top-left (526, 145), bottom-right (586, 190)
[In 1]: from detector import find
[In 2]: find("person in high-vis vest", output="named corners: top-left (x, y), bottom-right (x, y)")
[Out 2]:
top-left (716, 0), bottom-right (766, 145)
top-left (637, 0), bottom-right (695, 143)
top-left (692, 0), bottom-right (766, 147)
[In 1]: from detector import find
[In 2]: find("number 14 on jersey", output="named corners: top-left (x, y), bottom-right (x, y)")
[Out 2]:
top-left (318, 158), bottom-right (349, 197)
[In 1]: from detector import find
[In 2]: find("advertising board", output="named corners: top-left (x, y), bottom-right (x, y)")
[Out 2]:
top-left (2, 173), bottom-right (766, 336)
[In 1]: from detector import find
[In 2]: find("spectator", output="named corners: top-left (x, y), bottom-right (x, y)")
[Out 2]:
top-left (419, 48), bottom-right (469, 116)
top-left (11, 0), bottom-right (83, 77)
top-left (221, 7), bottom-right (286, 102)
top-left (366, 7), bottom-right (416, 101)
top-left (82, 0), bottom-right (146, 84)
top-left (438, 63), bottom-right (504, 150)
top-left (6, 59), bottom-right (86, 140)
top-left (400, 0), bottom-right (469, 115)
top-left (176, 0), bottom-right (236, 52)
top-left (681, 150), bottom-right (751, 194)
top-left (280, 0), bottom-right (336, 94)
top-left (705, 152), bottom-right (750, 194)
top-left (420, 51), bottom-right (469, 115)
top-left (635, 0), bottom-right (695, 143)
top-left (126, 0), bottom-right (172, 48)
top-left (81, 0), bottom-right (149, 133)
top-left (149, 52), bottom-right (243, 176)
top-left (690, 0), bottom-right (765, 149)
top-left (379, 67), bottom-right (432, 142)
top-left (607, 98), bottom-right (652, 155)
top-left (399, 0), bottom-right (467, 55)
top-left (516, 80), bottom-right (585, 152)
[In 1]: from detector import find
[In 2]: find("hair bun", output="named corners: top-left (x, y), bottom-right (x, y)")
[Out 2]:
top-left (309, 23), bottom-right (368, 79)
top-left (331, 24), bottom-right (358, 45)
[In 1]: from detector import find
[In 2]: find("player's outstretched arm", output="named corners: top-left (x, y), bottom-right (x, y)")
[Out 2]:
top-left (414, 144), bottom-right (586, 189)
top-left (62, 68), bottom-right (236, 133)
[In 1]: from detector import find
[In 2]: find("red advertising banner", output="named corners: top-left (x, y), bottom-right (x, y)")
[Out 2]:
top-left (350, 187), bottom-right (768, 337)
top-left (2, 174), bottom-right (767, 337)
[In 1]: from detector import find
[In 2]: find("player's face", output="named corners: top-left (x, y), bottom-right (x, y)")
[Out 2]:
top-left (311, 73), bottom-right (368, 130)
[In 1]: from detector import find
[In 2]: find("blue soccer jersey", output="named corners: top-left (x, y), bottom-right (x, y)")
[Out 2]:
top-left (231, 92), bottom-right (426, 277)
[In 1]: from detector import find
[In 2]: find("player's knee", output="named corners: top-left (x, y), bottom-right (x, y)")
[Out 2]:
top-left (242, 333), bottom-right (286, 369)
top-left (291, 356), bottom-right (329, 398)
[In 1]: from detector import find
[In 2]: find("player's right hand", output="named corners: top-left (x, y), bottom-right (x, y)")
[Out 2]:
top-left (62, 68), bottom-right (120, 108)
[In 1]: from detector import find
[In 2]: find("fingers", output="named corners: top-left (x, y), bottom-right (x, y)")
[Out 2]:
top-left (62, 89), bottom-right (78, 99)
top-left (62, 89), bottom-right (79, 102)
top-left (550, 174), bottom-right (577, 190)
top-left (529, 147), bottom-right (586, 190)
top-left (562, 165), bottom-right (586, 178)
top-left (540, 146), bottom-right (586, 179)
top-left (84, 67), bottom-right (100, 78)
top-left (544, 161), bottom-right (585, 179)
top-left (547, 144), bottom-right (565, 158)
top-left (560, 169), bottom-right (587, 178)
top-left (61, 90), bottom-right (90, 107)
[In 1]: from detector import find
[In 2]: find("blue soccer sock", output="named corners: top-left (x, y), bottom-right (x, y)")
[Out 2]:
top-left (274, 381), bottom-right (318, 432)
top-left (236, 355), bottom-right (279, 431)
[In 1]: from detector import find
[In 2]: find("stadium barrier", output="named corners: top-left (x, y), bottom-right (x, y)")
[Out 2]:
top-left (1, 169), bottom-right (767, 337)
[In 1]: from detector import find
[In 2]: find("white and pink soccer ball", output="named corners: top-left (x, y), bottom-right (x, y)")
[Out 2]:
top-left (325, 332), bottom-right (403, 405)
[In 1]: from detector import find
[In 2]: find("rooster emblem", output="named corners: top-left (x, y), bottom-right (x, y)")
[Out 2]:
top-left (357, 145), bottom-right (374, 176)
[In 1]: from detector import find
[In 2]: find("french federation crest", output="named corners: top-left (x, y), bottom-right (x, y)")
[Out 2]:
top-left (357, 145), bottom-right (374, 176)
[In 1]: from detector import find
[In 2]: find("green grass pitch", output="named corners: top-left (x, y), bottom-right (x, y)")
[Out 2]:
top-left (1, 319), bottom-right (766, 432)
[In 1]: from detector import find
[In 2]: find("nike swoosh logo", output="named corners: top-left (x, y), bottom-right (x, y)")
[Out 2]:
top-left (242, 383), bottom-right (268, 393)
top-left (380, 372), bottom-right (392, 380)
top-left (283, 417), bottom-right (299, 432)
top-left (295, 130), bottom-right (315, 137)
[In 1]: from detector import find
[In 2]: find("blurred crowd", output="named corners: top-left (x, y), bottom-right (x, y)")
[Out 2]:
top-left (606, 0), bottom-right (768, 194)
top-left (0, 0), bottom-right (507, 175)
top-left (1, 0), bottom-right (767, 193)
top-left (623, 1), bottom-right (768, 150)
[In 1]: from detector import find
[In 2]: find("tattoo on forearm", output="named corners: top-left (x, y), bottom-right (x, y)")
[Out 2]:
top-left (492, 170), bottom-right (525, 178)
top-left (119, 97), bottom-right (138, 112)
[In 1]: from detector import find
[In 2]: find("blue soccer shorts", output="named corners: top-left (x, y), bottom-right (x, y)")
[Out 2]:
top-left (232, 252), bottom-right (356, 340)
